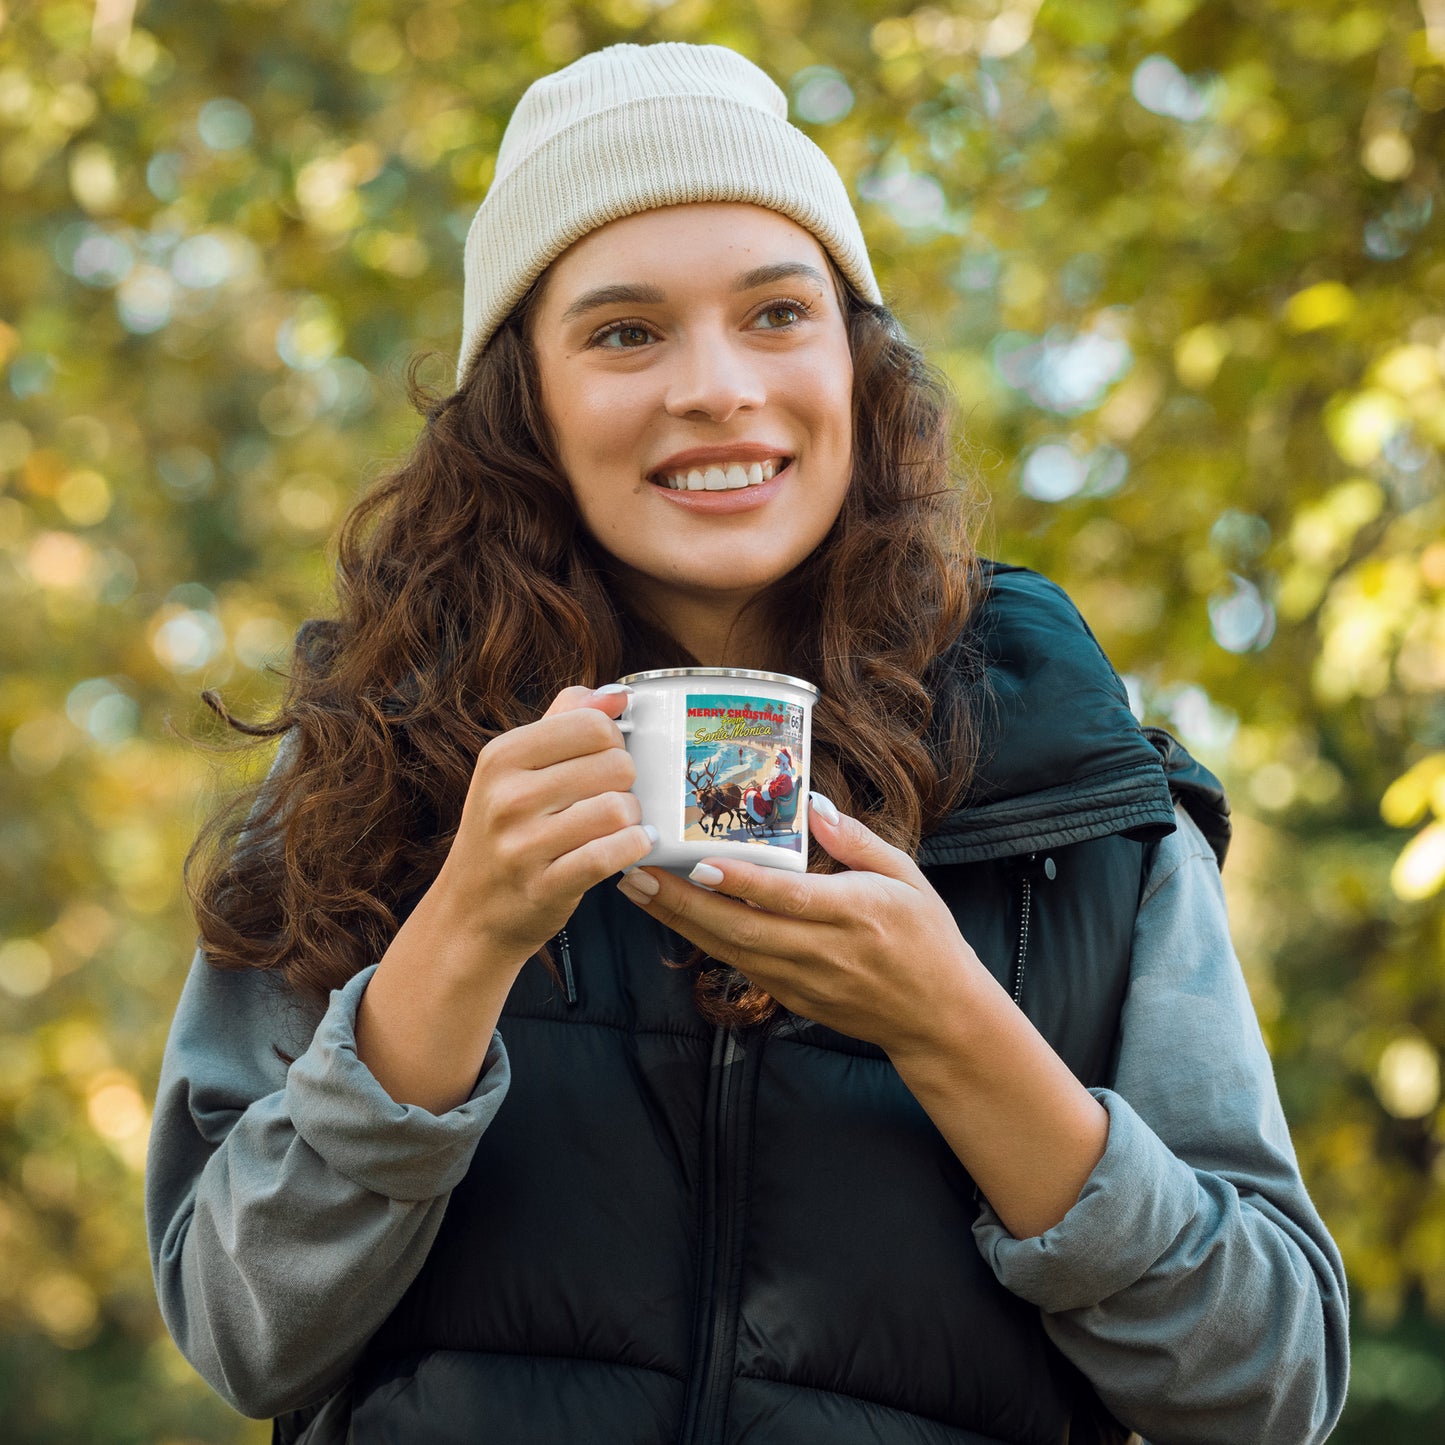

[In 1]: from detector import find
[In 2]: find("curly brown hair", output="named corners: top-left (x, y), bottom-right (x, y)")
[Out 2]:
top-left (186, 274), bottom-right (988, 1029)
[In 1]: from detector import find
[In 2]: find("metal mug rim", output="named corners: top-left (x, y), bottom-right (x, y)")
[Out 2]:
top-left (615, 666), bottom-right (820, 698)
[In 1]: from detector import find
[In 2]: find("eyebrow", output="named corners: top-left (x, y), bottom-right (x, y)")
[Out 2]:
top-left (557, 262), bottom-right (832, 324)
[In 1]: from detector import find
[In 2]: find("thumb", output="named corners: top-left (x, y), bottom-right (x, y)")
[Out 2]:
top-left (544, 682), bottom-right (631, 720)
top-left (808, 792), bottom-right (920, 882)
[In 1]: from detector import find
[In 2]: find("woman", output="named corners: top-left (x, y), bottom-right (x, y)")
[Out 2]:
top-left (146, 41), bottom-right (1349, 1445)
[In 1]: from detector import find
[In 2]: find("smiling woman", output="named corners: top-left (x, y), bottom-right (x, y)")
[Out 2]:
top-left (147, 39), bottom-right (1347, 1445)
top-left (529, 203), bottom-right (856, 665)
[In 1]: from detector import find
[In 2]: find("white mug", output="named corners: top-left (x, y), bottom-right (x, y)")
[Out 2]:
top-left (610, 666), bottom-right (820, 875)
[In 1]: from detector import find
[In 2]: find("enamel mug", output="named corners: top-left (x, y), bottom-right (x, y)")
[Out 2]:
top-left (611, 666), bottom-right (820, 875)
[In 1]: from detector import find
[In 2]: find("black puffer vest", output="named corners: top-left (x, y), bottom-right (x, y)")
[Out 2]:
top-left (279, 564), bottom-right (1229, 1445)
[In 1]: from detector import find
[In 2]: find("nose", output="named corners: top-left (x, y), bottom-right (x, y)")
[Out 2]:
top-left (663, 330), bottom-right (766, 422)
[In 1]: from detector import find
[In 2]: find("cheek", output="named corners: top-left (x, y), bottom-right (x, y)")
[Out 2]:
top-left (572, 375), bottom-right (647, 436)
top-left (814, 343), bottom-right (855, 443)
top-left (558, 380), bottom-right (643, 468)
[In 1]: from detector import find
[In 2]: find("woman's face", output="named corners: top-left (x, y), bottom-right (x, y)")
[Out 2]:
top-left (529, 202), bottom-right (855, 656)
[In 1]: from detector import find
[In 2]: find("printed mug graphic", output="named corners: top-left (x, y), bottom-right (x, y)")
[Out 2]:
top-left (683, 694), bottom-right (805, 852)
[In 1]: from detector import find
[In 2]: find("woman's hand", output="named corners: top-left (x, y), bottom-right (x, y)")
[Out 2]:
top-left (615, 794), bottom-right (976, 1057)
top-left (434, 684), bottom-right (657, 971)
top-left (616, 793), bottom-right (1111, 1237)
top-left (357, 683), bottom-right (654, 1113)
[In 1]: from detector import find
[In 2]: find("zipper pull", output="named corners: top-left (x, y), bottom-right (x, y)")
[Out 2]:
top-left (1009, 851), bottom-right (1056, 883)
top-left (557, 926), bottom-right (577, 1006)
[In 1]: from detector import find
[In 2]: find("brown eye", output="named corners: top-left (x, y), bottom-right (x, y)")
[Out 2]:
top-left (594, 323), bottom-right (652, 349)
top-left (755, 299), bottom-right (812, 329)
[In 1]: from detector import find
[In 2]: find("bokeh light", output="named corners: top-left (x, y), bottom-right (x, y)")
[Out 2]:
top-left (3, 2), bottom-right (1443, 1440)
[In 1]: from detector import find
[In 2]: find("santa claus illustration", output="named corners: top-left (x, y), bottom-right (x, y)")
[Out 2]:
top-left (742, 747), bottom-right (798, 830)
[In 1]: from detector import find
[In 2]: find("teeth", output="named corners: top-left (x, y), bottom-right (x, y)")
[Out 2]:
top-left (657, 458), bottom-right (784, 490)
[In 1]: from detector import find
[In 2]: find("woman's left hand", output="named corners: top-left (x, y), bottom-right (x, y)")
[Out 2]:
top-left (615, 793), bottom-right (978, 1056)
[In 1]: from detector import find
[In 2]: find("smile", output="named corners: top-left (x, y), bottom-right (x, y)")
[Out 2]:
top-left (651, 457), bottom-right (788, 491)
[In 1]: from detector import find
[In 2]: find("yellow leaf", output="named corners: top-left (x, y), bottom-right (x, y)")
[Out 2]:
top-left (1375, 1034), bottom-right (1441, 1118)
top-left (1374, 344), bottom-right (1439, 397)
top-left (1174, 323), bottom-right (1229, 388)
top-left (1381, 754), bottom-right (1445, 828)
top-left (1392, 820), bottom-right (1445, 901)
top-left (1324, 390), bottom-right (1406, 465)
top-left (1284, 281), bottom-right (1355, 331)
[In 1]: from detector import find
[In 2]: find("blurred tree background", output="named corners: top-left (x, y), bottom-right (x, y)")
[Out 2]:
top-left (1, 0), bottom-right (1442, 1439)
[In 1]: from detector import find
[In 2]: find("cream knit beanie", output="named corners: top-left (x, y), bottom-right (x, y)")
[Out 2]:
top-left (456, 41), bottom-right (883, 386)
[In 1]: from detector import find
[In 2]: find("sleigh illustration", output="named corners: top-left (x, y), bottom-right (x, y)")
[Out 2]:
top-left (686, 747), bottom-right (801, 840)
top-left (740, 769), bottom-right (798, 835)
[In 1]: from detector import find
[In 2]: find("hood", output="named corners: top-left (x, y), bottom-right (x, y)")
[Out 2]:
top-left (918, 563), bottom-right (1230, 869)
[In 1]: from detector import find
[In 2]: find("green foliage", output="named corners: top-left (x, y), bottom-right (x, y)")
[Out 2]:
top-left (1, 0), bottom-right (1442, 1437)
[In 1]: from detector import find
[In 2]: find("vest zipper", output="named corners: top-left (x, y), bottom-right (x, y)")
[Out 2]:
top-left (1012, 877), bottom-right (1032, 1006)
top-left (680, 1025), bottom-right (744, 1445)
top-left (1008, 853), bottom-right (1056, 1007)
top-left (556, 925), bottom-right (576, 1005)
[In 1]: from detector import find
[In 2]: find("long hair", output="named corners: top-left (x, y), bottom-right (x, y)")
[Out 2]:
top-left (186, 272), bottom-right (988, 1029)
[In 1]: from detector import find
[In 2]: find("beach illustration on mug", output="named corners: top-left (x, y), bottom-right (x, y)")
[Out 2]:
top-left (682, 693), bottom-right (806, 851)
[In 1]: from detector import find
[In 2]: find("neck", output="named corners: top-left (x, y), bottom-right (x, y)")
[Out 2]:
top-left (674, 610), bottom-right (769, 671)
top-left (620, 579), bottom-right (777, 672)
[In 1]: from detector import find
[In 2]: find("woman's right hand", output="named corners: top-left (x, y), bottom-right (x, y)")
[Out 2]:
top-left (358, 684), bottom-right (648, 1110)
top-left (432, 684), bottom-right (655, 970)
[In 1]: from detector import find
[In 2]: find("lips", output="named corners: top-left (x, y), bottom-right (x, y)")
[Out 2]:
top-left (646, 443), bottom-right (793, 484)
top-left (647, 458), bottom-right (792, 513)
top-left (652, 458), bottom-right (786, 491)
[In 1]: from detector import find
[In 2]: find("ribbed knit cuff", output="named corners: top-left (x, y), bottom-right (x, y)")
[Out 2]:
top-left (972, 1088), bottom-right (1199, 1313)
top-left (287, 964), bottom-right (510, 1202)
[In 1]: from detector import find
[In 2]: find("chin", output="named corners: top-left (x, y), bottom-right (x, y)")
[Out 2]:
top-left (681, 555), bottom-right (802, 592)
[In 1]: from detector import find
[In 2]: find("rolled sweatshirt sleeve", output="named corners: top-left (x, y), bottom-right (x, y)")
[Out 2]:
top-left (145, 950), bottom-right (510, 1419)
top-left (972, 807), bottom-right (1349, 1445)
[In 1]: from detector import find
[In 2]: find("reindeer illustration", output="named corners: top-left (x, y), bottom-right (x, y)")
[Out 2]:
top-left (686, 761), bottom-right (745, 836)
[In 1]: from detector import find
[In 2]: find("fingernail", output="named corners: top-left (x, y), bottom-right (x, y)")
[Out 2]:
top-left (642, 824), bottom-right (659, 845)
top-left (618, 870), bottom-right (659, 898)
top-left (592, 682), bottom-right (633, 698)
top-left (808, 791), bottom-right (840, 825)
top-left (688, 862), bottom-right (725, 886)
